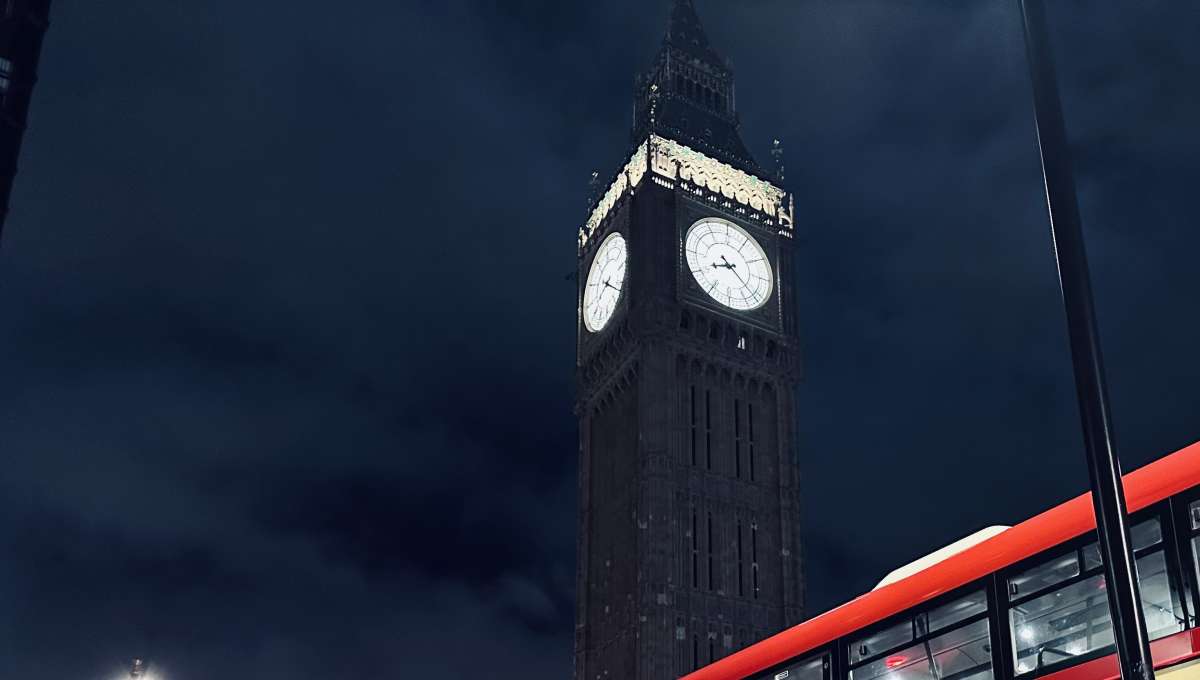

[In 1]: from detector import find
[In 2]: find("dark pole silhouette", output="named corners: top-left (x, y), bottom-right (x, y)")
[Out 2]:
top-left (1018, 2), bottom-right (1155, 680)
top-left (0, 0), bottom-right (53, 244)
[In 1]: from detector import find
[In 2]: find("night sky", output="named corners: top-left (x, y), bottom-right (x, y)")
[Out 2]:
top-left (2, 1), bottom-right (1198, 678)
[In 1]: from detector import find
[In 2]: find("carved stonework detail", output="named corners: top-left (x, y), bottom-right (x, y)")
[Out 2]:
top-left (580, 135), bottom-right (794, 250)
top-left (650, 135), bottom-right (785, 218)
top-left (581, 142), bottom-right (648, 248)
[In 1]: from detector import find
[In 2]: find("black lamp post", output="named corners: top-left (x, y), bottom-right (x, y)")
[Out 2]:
top-left (1016, 2), bottom-right (1154, 680)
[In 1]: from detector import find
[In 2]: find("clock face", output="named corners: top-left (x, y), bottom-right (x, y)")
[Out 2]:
top-left (685, 218), bottom-right (773, 311)
top-left (582, 232), bottom-right (628, 333)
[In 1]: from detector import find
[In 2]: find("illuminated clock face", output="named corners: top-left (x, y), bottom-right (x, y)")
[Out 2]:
top-left (685, 217), bottom-right (773, 311)
top-left (582, 232), bottom-right (628, 333)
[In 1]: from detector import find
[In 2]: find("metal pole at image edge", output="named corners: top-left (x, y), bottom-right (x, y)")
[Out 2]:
top-left (1017, 2), bottom-right (1155, 680)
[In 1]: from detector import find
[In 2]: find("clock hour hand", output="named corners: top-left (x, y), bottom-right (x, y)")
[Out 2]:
top-left (602, 278), bottom-right (621, 292)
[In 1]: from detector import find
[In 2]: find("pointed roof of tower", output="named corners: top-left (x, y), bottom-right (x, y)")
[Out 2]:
top-left (627, 0), bottom-right (768, 178)
top-left (664, 0), bottom-right (726, 67)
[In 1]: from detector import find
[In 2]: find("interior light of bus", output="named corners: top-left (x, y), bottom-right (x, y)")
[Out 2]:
top-left (885, 655), bottom-right (908, 669)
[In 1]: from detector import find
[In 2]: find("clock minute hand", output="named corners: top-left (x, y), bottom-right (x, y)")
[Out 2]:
top-left (719, 256), bottom-right (748, 286)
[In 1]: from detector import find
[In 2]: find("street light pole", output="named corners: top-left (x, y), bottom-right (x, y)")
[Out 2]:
top-left (1017, 2), bottom-right (1154, 680)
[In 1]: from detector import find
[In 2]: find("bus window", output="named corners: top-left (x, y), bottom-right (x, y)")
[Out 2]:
top-left (754, 654), bottom-right (826, 680)
top-left (851, 619), bottom-right (991, 680)
top-left (925, 590), bottom-right (988, 634)
top-left (849, 590), bottom-right (992, 680)
top-left (850, 619), bottom-right (913, 664)
top-left (1080, 517), bottom-right (1180, 640)
top-left (1082, 518), bottom-right (1163, 571)
top-left (1008, 516), bottom-right (1183, 675)
top-left (1009, 571), bottom-right (1110, 673)
top-left (1008, 553), bottom-right (1079, 599)
top-left (1134, 551), bottom-right (1184, 639)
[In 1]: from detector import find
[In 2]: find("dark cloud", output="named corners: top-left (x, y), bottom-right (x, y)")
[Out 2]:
top-left (1, 0), bottom-right (1198, 677)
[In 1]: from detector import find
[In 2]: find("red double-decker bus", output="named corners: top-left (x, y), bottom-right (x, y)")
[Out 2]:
top-left (684, 441), bottom-right (1200, 680)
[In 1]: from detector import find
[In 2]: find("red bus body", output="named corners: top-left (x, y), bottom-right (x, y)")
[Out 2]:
top-left (682, 440), bottom-right (1200, 680)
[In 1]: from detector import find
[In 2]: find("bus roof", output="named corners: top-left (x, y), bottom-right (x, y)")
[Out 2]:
top-left (682, 439), bottom-right (1200, 680)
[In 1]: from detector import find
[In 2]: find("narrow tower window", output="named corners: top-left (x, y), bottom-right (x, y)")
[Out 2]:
top-left (748, 402), bottom-right (756, 482)
top-left (705, 389), bottom-right (712, 471)
top-left (0, 58), bottom-right (12, 94)
top-left (689, 385), bottom-right (697, 467)
top-left (707, 512), bottom-right (714, 591)
top-left (736, 519), bottom-right (744, 597)
top-left (691, 509), bottom-right (698, 588)
top-left (751, 522), bottom-right (760, 599)
top-left (733, 398), bottom-right (742, 479)
top-left (693, 634), bottom-right (699, 671)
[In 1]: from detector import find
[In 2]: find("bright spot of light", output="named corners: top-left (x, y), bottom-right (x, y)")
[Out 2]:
top-left (1018, 626), bottom-right (1036, 642)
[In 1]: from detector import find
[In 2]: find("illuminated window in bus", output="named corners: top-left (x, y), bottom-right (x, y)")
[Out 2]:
top-left (849, 590), bottom-right (992, 680)
top-left (1081, 519), bottom-right (1162, 571)
top-left (1007, 553), bottom-right (1079, 598)
top-left (1191, 499), bottom-right (1200, 622)
top-left (751, 654), bottom-right (827, 680)
top-left (1007, 516), bottom-right (1182, 675)
top-left (850, 619), bottom-right (912, 665)
top-left (926, 591), bottom-right (989, 633)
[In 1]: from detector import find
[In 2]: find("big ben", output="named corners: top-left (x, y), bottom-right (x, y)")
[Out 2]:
top-left (574, 2), bottom-right (805, 679)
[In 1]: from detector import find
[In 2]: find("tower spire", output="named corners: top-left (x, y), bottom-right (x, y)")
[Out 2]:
top-left (630, 0), bottom-right (765, 176)
top-left (664, 0), bottom-right (725, 66)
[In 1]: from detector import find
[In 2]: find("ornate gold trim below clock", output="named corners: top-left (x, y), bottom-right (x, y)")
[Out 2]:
top-left (580, 135), bottom-right (793, 249)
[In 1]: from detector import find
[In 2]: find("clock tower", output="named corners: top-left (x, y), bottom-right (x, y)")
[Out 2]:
top-left (574, 2), bottom-right (804, 679)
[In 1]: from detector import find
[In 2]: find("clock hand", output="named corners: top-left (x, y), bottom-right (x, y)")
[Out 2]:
top-left (710, 257), bottom-right (747, 286)
top-left (720, 256), bottom-right (748, 286)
